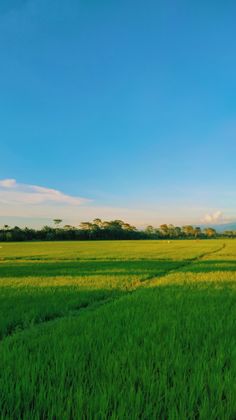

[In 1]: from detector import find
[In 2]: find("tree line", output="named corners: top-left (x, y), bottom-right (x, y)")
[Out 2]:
top-left (0, 218), bottom-right (235, 242)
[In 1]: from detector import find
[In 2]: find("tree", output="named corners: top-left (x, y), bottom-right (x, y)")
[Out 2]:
top-left (64, 225), bottom-right (74, 230)
top-left (168, 224), bottom-right (176, 238)
top-left (0, 218), bottom-right (226, 242)
top-left (182, 225), bottom-right (195, 237)
top-left (194, 227), bottom-right (202, 238)
top-left (174, 226), bottom-right (182, 238)
top-left (145, 225), bottom-right (155, 235)
top-left (224, 230), bottom-right (234, 238)
top-left (106, 220), bottom-right (124, 231)
top-left (79, 222), bottom-right (93, 230)
top-left (5, 231), bottom-right (13, 241)
top-left (53, 219), bottom-right (62, 227)
top-left (203, 228), bottom-right (216, 238)
top-left (93, 218), bottom-right (103, 228)
top-left (122, 223), bottom-right (136, 232)
top-left (160, 224), bottom-right (169, 237)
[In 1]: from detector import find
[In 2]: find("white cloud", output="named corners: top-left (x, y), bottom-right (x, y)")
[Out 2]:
top-left (0, 179), bottom-right (89, 206)
top-left (0, 179), bottom-right (17, 188)
top-left (0, 179), bottom-right (234, 228)
top-left (201, 211), bottom-right (224, 224)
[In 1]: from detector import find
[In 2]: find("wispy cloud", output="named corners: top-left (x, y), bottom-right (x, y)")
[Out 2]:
top-left (0, 179), bottom-right (235, 228)
top-left (0, 179), bottom-right (89, 206)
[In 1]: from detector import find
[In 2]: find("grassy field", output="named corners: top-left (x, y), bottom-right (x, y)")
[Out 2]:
top-left (0, 239), bottom-right (236, 418)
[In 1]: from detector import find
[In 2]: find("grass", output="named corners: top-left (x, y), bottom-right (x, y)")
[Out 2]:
top-left (0, 239), bottom-right (236, 418)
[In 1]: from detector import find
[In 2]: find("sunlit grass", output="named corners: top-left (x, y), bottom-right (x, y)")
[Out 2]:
top-left (0, 239), bottom-right (224, 261)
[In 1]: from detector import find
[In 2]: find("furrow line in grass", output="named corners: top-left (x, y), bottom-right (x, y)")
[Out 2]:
top-left (140, 243), bottom-right (226, 286)
top-left (0, 267), bottom-right (182, 341)
top-left (191, 243), bottom-right (226, 262)
top-left (0, 293), bottom-right (129, 342)
top-left (0, 252), bottom-right (213, 340)
top-left (140, 261), bottom-right (191, 284)
top-left (1, 243), bottom-right (226, 341)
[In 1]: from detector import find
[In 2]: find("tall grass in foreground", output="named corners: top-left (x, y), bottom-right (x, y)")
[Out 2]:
top-left (0, 240), bottom-right (236, 418)
top-left (1, 281), bottom-right (236, 419)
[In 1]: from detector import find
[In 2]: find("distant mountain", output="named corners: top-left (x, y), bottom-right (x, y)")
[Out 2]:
top-left (202, 223), bottom-right (236, 233)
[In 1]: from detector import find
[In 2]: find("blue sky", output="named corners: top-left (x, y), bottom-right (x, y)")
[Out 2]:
top-left (0, 0), bottom-right (236, 227)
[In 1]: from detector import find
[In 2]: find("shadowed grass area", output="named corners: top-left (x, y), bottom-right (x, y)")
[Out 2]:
top-left (2, 258), bottom-right (236, 279)
top-left (0, 259), bottom-right (187, 278)
top-left (182, 259), bottom-right (236, 273)
top-left (0, 285), bottom-right (121, 340)
top-left (0, 274), bottom-right (145, 340)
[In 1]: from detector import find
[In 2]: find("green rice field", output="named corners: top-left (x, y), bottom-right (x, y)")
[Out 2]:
top-left (0, 240), bottom-right (236, 419)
